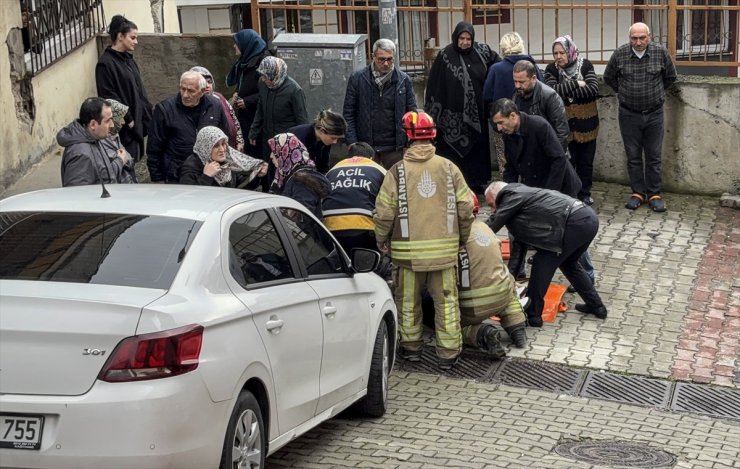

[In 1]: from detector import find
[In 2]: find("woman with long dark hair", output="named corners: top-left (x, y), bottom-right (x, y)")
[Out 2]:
top-left (95, 15), bottom-right (152, 162)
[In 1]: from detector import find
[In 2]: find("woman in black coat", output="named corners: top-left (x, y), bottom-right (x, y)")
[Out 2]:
top-left (425, 21), bottom-right (499, 192)
top-left (95, 15), bottom-right (152, 161)
top-left (226, 29), bottom-right (269, 159)
top-left (288, 109), bottom-right (346, 173)
top-left (180, 127), bottom-right (267, 187)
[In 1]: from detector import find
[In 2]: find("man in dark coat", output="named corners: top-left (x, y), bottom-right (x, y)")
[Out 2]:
top-left (491, 98), bottom-right (583, 280)
top-left (343, 38), bottom-right (417, 170)
top-left (492, 98), bottom-right (580, 196)
top-left (58, 97), bottom-right (136, 187)
top-left (147, 71), bottom-right (230, 183)
top-left (486, 182), bottom-right (607, 327)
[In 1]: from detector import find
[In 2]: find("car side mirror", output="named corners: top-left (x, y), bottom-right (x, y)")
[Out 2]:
top-left (351, 248), bottom-right (381, 273)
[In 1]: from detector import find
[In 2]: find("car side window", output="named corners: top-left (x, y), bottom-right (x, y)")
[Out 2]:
top-left (278, 208), bottom-right (346, 277)
top-left (229, 210), bottom-right (295, 287)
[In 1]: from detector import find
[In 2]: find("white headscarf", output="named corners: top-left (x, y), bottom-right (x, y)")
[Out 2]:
top-left (193, 126), bottom-right (263, 186)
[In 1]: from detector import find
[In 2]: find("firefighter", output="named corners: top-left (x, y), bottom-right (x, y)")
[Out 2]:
top-left (458, 192), bottom-right (528, 350)
top-left (374, 111), bottom-right (474, 370)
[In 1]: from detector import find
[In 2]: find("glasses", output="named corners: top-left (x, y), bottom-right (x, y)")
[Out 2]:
top-left (375, 57), bottom-right (394, 64)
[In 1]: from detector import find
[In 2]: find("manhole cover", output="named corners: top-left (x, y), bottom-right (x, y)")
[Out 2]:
top-left (553, 440), bottom-right (676, 468)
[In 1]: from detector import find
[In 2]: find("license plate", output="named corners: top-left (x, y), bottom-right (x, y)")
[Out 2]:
top-left (0, 414), bottom-right (44, 450)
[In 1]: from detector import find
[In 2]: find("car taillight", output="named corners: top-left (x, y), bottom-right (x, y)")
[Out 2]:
top-left (98, 324), bottom-right (204, 382)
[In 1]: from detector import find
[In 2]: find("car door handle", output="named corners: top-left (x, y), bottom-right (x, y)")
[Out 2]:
top-left (323, 304), bottom-right (337, 317)
top-left (265, 318), bottom-right (284, 333)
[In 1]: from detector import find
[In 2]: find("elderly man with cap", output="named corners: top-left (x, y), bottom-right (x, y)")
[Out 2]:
top-left (485, 181), bottom-right (607, 327)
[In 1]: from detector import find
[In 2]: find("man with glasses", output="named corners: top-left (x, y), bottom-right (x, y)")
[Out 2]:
top-left (604, 22), bottom-right (677, 213)
top-left (343, 38), bottom-right (417, 169)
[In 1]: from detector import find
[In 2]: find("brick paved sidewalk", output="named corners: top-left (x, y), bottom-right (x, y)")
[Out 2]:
top-left (480, 182), bottom-right (739, 389)
top-left (269, 373), bottom-right (740, 468)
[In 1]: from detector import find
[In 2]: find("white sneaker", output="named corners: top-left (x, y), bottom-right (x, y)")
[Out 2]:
top-left (519, 297), bottom-right (531, 310)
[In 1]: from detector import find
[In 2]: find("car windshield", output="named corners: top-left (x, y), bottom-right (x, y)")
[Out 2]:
top-left (0, 212), bottom-right (201, 289)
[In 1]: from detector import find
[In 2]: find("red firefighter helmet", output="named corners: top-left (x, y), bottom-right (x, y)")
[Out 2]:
top-left (402, 111), bottom-right (437, 141)
top-left (471, 191), bottom-right (480, 216)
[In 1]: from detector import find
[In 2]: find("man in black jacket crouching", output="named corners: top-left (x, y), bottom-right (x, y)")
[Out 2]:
top-left (485, 181), bottom-right (607, 327)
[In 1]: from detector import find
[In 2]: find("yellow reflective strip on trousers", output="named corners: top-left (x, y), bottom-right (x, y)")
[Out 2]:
top-left (434, 268), bottom-right (461, 351)
top-left (398, 267), bottom-right (422, 343)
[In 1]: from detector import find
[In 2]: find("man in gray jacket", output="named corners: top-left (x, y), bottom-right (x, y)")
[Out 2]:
top-left (58, 97), bottom-right (135, 187)
top-left (511, 60), bottom-right (569, 151)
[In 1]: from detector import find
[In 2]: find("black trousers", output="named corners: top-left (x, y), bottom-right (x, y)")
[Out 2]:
top-left (525, 207), bottom-right (603, 321)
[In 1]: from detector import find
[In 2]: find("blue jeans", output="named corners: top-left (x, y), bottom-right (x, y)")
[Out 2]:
top-left (618, 106), bottom-right (664, 197)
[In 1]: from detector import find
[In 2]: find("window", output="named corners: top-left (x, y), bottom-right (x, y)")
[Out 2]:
top-left (278, 208), bottom-right (346, 277)
top-left (472, 0), bottom-right (511, 26)
top-left (0, 212), bottom-right (200, 289)
top-left (229, 210), bottom-right (295, 287)
top-left (676, 0), bottom-right (730, 55)
top-left (22, 0), bottom-right (106, 75)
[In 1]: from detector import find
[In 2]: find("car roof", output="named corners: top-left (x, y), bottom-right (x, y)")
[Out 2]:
top-left (0, 185), bottom-right (283, 221)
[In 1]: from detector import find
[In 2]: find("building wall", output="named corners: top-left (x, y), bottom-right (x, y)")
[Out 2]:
top-left (2, 32), bottom-right (738, 195)
top-left (103, 0), bottom-right (181, 34)
top-left (0, 4), bottom-right (100, 193)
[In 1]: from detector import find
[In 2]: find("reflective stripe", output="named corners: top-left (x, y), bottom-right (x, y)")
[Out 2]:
top-left (396, 162), bottom-right (409, 239)
top-left (398, 267), bottom-right (422, 343)
top-left (322, 207), bottom-right (374, 217)
top-left (324, 214), bottom-right (375, 231)
top-left (435, 268), bottom-right (461, 350)
top-left (391, 238), bottom-right (459, 260)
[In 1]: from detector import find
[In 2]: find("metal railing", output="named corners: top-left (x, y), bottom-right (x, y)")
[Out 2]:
top-left (248, 1), bottom-right (740, 72)
top-left (23, 0), bottom-right (106, 75)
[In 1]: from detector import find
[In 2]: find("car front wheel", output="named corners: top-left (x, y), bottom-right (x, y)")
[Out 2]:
top-left (220, 391), bottom-right (265, 469)
top-left (357, 319), bottom-right (390, 417)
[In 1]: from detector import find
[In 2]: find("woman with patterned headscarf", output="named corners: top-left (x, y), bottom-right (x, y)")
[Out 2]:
top-left (248, 57), bottom-right (309, 190)
top-left (179, 126), bottom-right (267, 187)
top-left (268, 133), bottom-right (330, 219)
top-left (544, 35), bottom-right (599, 205)
top-left (425, 21), bottom-right (500, 193)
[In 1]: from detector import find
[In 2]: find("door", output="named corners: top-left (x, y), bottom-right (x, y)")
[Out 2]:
top-left (276, 208), bottom-right (372, 413)
top-left (226, 209), bottom-right (323, 434)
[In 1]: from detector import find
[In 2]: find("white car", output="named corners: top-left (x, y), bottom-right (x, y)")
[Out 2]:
top-left (0, 185), bottom-right (396, 468)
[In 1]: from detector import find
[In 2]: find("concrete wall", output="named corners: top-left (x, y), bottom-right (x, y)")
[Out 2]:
top-left (595, 78), bottom-right (740, 195)
top-left (2, 32), bottom-right (738, 195)
top-left (0, 4), bottom-right (100, 194)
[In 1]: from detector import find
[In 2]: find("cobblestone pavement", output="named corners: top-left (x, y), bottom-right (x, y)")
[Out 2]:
top-left (5, 160), bottom-right (739, 467)
top-left (269, 373), bottom-right (740, 468)
top-left (480, 182), bottom-right (739, 389)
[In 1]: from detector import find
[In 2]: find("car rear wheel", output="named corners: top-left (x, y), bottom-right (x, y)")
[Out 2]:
top-left (357, 320), bottom-right (390, 417)
top-left (220, 391), bottom-right (265, 469)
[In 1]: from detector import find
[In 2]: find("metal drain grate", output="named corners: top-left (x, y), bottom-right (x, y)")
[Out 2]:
top-left (581, 372), bottom-right (672, 408)
top-left (489, 359), bottom-right (584, 394)
top-left (553, 439), bottom-right (676, 468)
top-left (671, 382), bottom-right (740, 420)
top-left (395, 346), bottom-right (499, 381)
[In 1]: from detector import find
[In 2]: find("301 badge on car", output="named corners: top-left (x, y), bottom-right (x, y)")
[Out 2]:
top-left (0, 414), bottom-right (44, 450)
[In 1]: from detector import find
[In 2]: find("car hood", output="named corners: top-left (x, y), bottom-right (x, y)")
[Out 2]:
top-left (0, 281), bottom-right (166, 396)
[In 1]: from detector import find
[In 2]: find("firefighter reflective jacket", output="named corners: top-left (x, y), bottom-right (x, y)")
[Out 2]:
top-left (374, 141), bottom-right (474, 271)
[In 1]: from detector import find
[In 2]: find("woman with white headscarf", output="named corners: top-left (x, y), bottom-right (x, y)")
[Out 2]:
top-left (180, 126), bottom-right (267, 187)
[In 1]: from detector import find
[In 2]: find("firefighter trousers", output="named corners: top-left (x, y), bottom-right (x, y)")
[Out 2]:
top-left (395, 265), bottom-right (461, 359)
